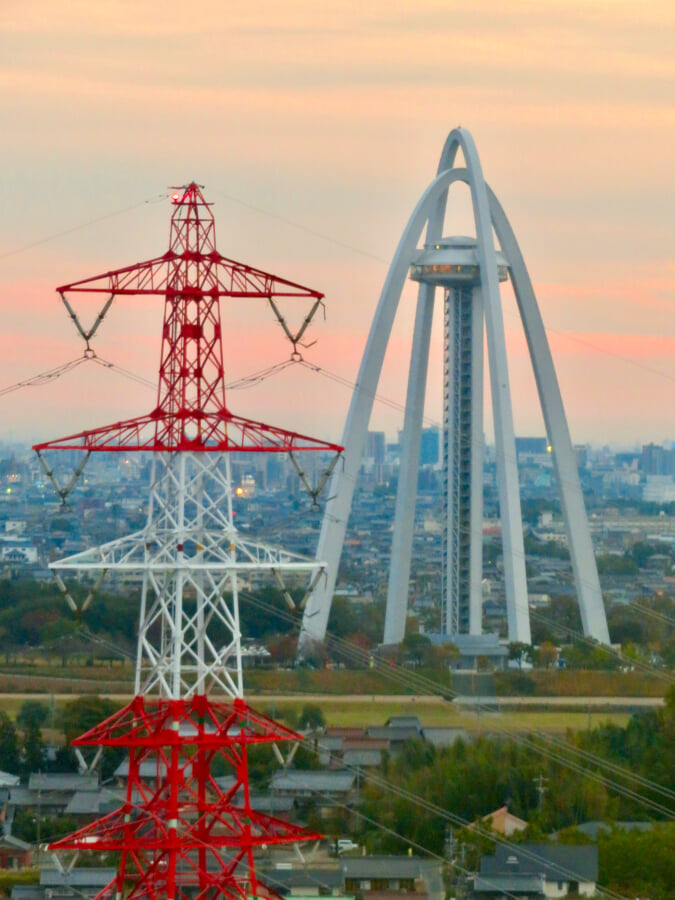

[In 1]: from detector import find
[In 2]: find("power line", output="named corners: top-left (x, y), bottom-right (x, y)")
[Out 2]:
top-left (236, 591), bottom-right (675, 813)
top-left (0, 194), bottom-right (168, 262)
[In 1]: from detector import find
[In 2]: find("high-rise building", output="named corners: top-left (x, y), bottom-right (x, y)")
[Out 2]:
top-left (420, 426), bottom-right (440, 467)
top-left (641, 442), bottom-right (674, 476)
top-left (515, 437), bottom-right (549, 457)
top-left (366, 430), bottom-right (386, 465)
top-left (299, 127), bottom-right (609, 651)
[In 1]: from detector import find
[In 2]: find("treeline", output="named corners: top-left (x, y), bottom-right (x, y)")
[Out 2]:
top-left (0, 696), bottom-right (123, 783)
top-left (0, 578), bottom-right (296, 659)
top-left (355, 689), bottom-right (675, 897)
top-left (0, 578), bottom-right (387, 665)
top-left (1, 575), bottom-right (674, 673)
top-left (530, 592), bottom-right (675, 666)
top-left (0, 579), bottom-right (137, 658)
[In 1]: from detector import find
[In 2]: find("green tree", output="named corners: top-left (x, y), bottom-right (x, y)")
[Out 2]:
top-left (595, 554), bottom-right (639, 575)
top-left (299, 703), bottom-right (326, 732)
top-left (61, 696), bottom-right (123, 780)
top-left (401, 632), bottom-right (434, 667)
top-left (508, 642), bottom-right (532, 669)
top-left (17, 700), bottom-right (49, 730)
top-left (0, 710), bottom-right (20, 774)
top-left (62, 695), bottom-right (119, 742)
top-left (21, 719), bottom-right (44, 776)
top-left (599, 825), bottom-right (675, 900)
top-left (562, 640), bottom-right (621, 670)
top-left (12, 809), bottom-right (79, 845)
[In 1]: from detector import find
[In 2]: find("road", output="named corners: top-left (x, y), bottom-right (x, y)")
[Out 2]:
top-left (0, 691), bottom-right (664, 708)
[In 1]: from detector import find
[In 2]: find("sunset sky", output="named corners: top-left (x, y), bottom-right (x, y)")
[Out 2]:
top-left (1, 0), bottom-right (673, 448)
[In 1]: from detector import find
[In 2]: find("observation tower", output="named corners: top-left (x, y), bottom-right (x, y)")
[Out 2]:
top-left (34, 184), bottom-right (342, 900)
top-left (409, 237), bottom-right (510, 637)
top-left (300, 127), bottom-right (610, 651)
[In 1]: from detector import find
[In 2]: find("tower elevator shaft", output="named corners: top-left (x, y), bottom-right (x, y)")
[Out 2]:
top-left (442, 283), bottom-right (484, 636)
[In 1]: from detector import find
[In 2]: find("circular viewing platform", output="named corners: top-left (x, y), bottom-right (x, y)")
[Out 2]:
top-left (409, 235), bottom-right (509, 286)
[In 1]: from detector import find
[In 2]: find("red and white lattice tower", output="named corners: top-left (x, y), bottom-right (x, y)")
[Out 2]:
top-left (33, 184), bottom-right (342, 900)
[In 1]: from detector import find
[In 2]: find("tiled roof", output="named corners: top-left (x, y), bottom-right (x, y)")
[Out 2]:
top-left (263, 868), bottom-right (343, 891)
top-left (480, 843), bottom-right (598, 883)
top-left (474, 873), bottom-right (544, 893)
top-left (29, 774), bottom-right (99, 792)
top-left (41, 869), bottom-right (118, 887)
top-left (340, 855), bottom-right (426, 879)
top-left (270, 770), bottom-right (355, 792)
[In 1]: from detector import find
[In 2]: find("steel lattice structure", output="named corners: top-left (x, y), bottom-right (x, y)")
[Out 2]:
top-left (34, 183), bottom-right (340, 900)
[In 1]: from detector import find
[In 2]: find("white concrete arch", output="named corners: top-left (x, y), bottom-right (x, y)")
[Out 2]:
top-left (299, 128), bottom-right (609, 651)
top-left (299, 162), bottom-right (468, 650)
top-left (486, 186), bottom-right (610, 643)
top-left (385, 129), bottom-right (530, 645)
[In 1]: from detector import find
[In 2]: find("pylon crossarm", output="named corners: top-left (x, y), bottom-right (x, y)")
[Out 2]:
top-left (33, 411), bottom-right (343, 454)
top-left (49, 530), bottom-right (323, 571)
top-left (48, 812), bottom-right (318, 853)
top-left (58, 250), bottom-right (325, 302)
top-left (72, 697), bottom-right (303, 747)
top-left (35, 448), bottom-right (91, 504)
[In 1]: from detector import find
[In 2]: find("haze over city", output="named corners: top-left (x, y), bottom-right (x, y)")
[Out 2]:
top-left (1, 0), bottom-right (673, 446)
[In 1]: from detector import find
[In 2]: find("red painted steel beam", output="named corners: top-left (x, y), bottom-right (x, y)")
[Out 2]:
top-left (33, 410), bottom-right (343, 453)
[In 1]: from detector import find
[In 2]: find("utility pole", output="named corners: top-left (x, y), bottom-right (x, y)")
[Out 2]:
top-left (534, 773), bottom-right (548, 811)
top-left (456, 842), bottom-right (467, 900)
top-left (36, 771), bottom-right (41, 868)
top-left (444, 825), bottom-right (456, 862)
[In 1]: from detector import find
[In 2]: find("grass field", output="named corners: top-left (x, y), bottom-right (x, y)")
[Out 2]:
top-left (0, 657), bottom-right (661, 739)
top-left (0, 692), bottom-right (629, 735)
top-left (252, 696), bottom-right (630, 732)
top-left (0, 661), bottom-right (668, 697)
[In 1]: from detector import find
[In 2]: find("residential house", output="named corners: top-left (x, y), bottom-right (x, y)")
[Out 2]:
top-left (270, 771), bottom-right (356, 818)
top-left (340, 855), bottom-right (438, 900)
top-left (7, 774), bottom-right (100, 824)
top-left (0, 833), bottom-right (31, 869)
top-left (473, 842), bottom-right (598, 898)
top-left (468, 806), bottom-right (528, 837)
top-left (264, 866), bottom-right (346, 898)
top-left (575, 820), bottom-right (653, 840)
top-left (11, 868), bottom-right (118, 900)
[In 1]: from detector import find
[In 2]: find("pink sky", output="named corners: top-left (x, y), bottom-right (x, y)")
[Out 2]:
top-left (1, 0), bottom-right (673, 446)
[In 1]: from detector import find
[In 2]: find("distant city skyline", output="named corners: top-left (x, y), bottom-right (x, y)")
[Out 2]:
top-left (1, 1), bottom-right (673, 446)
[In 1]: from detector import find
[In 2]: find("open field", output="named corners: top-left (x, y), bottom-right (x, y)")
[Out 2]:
top-left (0, 664), bottom-right (669, 698)
top-left (0, 692), bottom-right (632, 734)
top-left (249, 696), bottom-right (632, 732)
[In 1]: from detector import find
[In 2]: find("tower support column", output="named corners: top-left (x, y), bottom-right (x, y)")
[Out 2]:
top-left (383, 283), bottom-right (435, 645)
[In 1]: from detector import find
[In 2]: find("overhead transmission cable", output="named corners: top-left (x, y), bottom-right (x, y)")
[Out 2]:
top-left (53, 587), bottom-right (668, 896)
top-left (236, 590), bottom-right (675, 815)
top-left (214, 185), bottom-right (675, 389)
top-left (0, 193), bottom-right (168, 262)
top-left (314, 764), bottom-right (630, 900)
top-left (5, 187), bottom-right (675, 409)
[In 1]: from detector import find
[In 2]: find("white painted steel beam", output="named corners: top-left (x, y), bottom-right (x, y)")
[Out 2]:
top-left (456, 130), bottom-right (530, 644)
